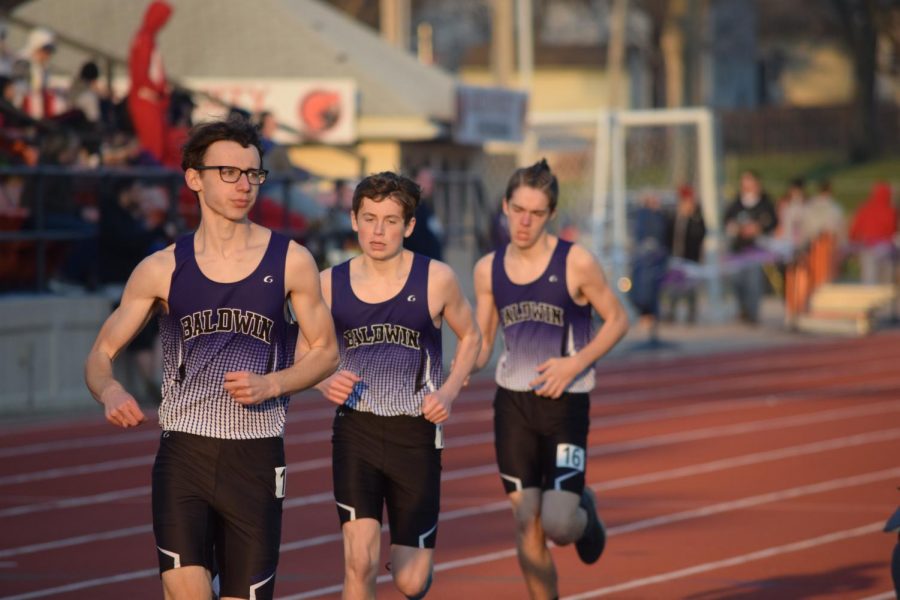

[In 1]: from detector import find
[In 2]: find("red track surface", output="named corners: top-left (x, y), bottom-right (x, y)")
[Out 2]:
top-left (2, 332), bottom-right (899, 599)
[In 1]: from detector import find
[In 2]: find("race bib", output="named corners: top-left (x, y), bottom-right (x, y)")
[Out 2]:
top-left (274, 466), bottom-right (287, 498)
top-left (556, 443), bottom-right (585, 472)
top-left (434, 424), bottom-right (444, 450)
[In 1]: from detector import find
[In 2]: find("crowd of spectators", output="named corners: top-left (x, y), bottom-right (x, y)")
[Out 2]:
top-left (629, 171), bottom-right (898, 328)
top-left (0, 8), bottom-right (329, 292)
top-left (0, 14), bottom-right (896, 328)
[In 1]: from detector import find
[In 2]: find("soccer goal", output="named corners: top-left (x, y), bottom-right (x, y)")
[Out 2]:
top-left (526, 107), bottom-right (725, 320)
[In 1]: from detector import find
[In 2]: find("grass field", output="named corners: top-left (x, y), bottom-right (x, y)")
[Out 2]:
top-left (724, 151), bottom-right (900, 212)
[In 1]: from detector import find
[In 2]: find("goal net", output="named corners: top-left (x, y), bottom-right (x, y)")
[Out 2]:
top-left (526, 108), bottom-right (725, 319)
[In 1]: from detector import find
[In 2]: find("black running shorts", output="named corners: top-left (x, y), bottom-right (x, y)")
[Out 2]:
top-left (331, 406), bottom-right (442, 549)
top-left (493, 387), bottom-right (590, 495)
top-left (151, 431), bottom-right (285, 600)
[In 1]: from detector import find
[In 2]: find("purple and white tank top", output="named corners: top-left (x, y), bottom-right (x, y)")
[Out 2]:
top-left (331, 253), bottom-right (443, 416)
top-left (492, 239), bottom-right (595, 393)
top-left (158, 232), bottom-right (298, 439)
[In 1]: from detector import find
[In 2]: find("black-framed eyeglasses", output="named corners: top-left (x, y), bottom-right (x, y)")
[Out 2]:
top-left (194, 165), bottom-right (268, 185)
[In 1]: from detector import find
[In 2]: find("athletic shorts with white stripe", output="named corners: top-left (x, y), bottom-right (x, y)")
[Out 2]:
top-left (151, 431), bottom-right (285, 599)
top-left (331, 406), bottom-right (442, 548)
top-left (493, 387), bottom-right (590, 495)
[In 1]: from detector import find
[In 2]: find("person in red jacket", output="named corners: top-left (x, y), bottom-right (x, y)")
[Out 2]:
top-left (127, 0), bottom-right (172, 162)
top-left (849, 182), bottom-right (898, 284)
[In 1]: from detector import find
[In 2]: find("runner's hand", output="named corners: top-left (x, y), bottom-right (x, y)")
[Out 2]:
top-left (224, 371), bottom-right (279, 405)
top-left (316, 370), bottom-right (361, 406)
top-left (529, 356), bottom-right (580, 399)
top-left (101, 387), bottom-right (146, 428)
top-left (422, 390), bottom-right (452, 424)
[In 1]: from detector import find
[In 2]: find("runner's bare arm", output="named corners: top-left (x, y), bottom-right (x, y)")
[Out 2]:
top-left (422, 261), bottom-right (481, 423)
top-left (530, 244), bottom-right (629, 398)
top-left (226, 242), bottom-right (339, 405)
top-left (293, 269), bottom-right (362, 405)
top-left (85, 249), bottom-right (173, 427)
top-left (472, 253), bottom-right (499, 372)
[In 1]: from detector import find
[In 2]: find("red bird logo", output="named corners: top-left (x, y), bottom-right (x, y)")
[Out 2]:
top-left (299, 90), bottom-right (342, 136)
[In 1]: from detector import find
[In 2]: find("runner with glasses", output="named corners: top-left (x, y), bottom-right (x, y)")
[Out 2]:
top-left (85, 115), bottom-right (339, 600)
top-left (193, 165), bottom-right (269, 185)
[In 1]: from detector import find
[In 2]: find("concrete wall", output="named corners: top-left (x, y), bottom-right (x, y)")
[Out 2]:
top-left (0, 295), bottom-right (110, 415)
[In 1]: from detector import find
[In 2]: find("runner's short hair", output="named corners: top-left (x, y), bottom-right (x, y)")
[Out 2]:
top-left (352, 172), bottom-right (420, 224)
top-left (181, 115), bottom-right (263, 171)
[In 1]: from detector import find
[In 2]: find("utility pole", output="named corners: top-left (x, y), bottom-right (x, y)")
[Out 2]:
top-left (607, 0), bottom-right (628, 108)
top-left (516, 0), bottom-right (533, 92)
top-left (380, 0), bottom-right (410, 50)
top-left (661, 0), bottom-right (686, 109)
top-left (491, 0), bottom-right (515, 87)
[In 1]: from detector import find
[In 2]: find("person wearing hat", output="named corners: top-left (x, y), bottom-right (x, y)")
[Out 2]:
top-left (17, 26), bottom-right (56, 120)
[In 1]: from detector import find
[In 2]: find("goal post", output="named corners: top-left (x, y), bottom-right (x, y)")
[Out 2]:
top-left (526, 107), bottom-right (726, 322)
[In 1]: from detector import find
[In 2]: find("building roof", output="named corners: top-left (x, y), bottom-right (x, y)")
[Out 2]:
top-left (9, 0), bottom-right (458, 135)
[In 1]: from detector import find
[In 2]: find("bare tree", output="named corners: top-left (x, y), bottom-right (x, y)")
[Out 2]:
top-left (831, 0), bottom-right (900, 161)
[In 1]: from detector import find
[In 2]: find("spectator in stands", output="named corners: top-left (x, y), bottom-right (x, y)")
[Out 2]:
top-left (775, 178), bottom-right (808, 254)
top-left (16, 26), bottom-right (57, 120)
top-left (630, 192), bottom-right (669, 344)
top-left (25, 128), bottom-right (100, 289)
top-left (403, 165), bottom-right (443, 260)
top-left (65, 61), bottom-right (109, 159)
top-left (255, 110), bottom-right (294, 175)
top-left (99, 177), bottom-right (172, 284)
top-left (0, 75), bottom-right (38, 164)
top-left (67, 61), bottom-right (103, 124)
top-left (0, 19), bottom-right (13, 77)
top-left (804, 180), bottom-right (846, 246)
top-left (849, 181), bottom-right (898, 284)
top-left (724, 169), bottom-right (778, 324)
top-left (127, 0), bottom-right (172, 162)
top-left (98, 177), bottom-right (174, 403)
top-left (162, 88), bottom-right (194, 167)
top-left (24, 129), bottom-right (83, 228)
top-left (664, 184), bottom-right (706, 322)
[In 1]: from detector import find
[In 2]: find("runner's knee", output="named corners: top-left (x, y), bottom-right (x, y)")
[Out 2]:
top-left (394, 568), bottom-right (432, 599)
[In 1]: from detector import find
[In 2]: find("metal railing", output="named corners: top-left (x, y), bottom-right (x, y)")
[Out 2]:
top-left (0, 166), bottom-right (314, 291)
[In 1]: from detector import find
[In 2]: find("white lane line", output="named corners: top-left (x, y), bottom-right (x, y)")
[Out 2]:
top-left (561, 522), bottom-right (885, 599)
top-left (0, 430), bottom-right (160, 459)
top-left (10, 463), bottom-right (898, 599)
top-left (0, 525), bottom-right (152, 559)
top-left (1, 567), bottom-right (158, 600)
top-left (278, 468), bottom-right (900, 599)
top-left (0, 456), bottom-right (153, 486)
top-left (3, 397), bottom-right (898, 520)
top-left (3, 345), bottom-right (895, 459)
top-left (0, 486), bottom-right (149, 519)
top-left (7, 427), bottom-right (896, 560)
top-left (595, 428), bottom-right (900, 492)
top-left (7, 395), bottom-right (897, 491)
top-left (856, 592), bottom-right (898, 600)
top-left (589, 400), bottom-right (900, 457)
top-left (596, 359), bottom-right (900, 410)
top-left (606, 468), bottom-right (900, 536)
